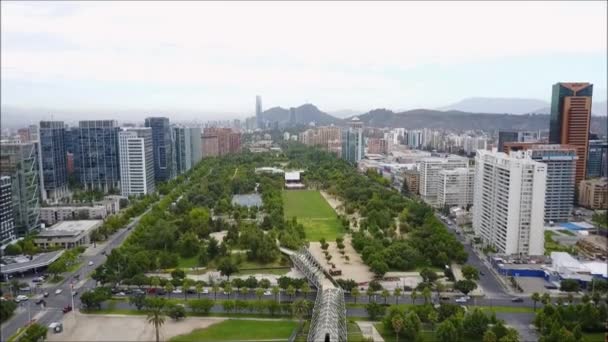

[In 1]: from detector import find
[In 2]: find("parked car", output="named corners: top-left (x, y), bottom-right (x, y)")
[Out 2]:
top-left (172, 289), bottom-right (183, 294)
top-left (264, 291), bottom-right (272, 296)
top-left (35, 299), bottom-right (46, 305)
top-left (55, 289), bottom-right (63, 295)
top-left (202, 289), bottom-right (209, 294)
top-left (157, 289), bottom-right (166, 296)
top-left (455, 297), bottom-right (468, 303)
top-left (62, 305), bottom-right (72, 313)
top-left (88, 261), bottom-right (94, 266)
top-left (511, 297), bottom-right (524, 303)
top-left (479, 271), bottom-right (485, 276)
top-left (186, 288), bottom-right (196, 294)
top-left (19, 286), bottom-right (31, 292)
top-left (43, 292), bottom-right (49, 298)
top-left (32, 277), bottom-right (44, 283)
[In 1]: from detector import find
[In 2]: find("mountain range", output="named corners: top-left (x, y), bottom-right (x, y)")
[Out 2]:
top-left (259, 103), bottom-right (342, 126)
top-left (439, 97), bottom-right (607, 116)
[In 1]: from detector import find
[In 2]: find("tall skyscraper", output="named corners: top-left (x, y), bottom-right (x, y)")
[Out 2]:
top-left (189, 127), bottom-right (202, 167)
top-left (0, 176), bottom-right (16, 244)
top-left (341, 118), bottom-right (363, 164)
top-left (39, 121), bottom-right (68, 202)
top-left (289, 107), bottom-right (297, 126)
top-left (255, 95), bottom-right (263, 129)
top-left (548, 82), bottom-right (593, 188)
top-left (118, 128), bottom-right (155, 196)
top-left (173, 127), bottom-right (193, 175)
top-left (473, 150), bottom-right (547, 256)
top-left (145, 117), bottom-right (174, 182)
top-left (525, 145), bottom-right (577, 223)
top-left (73, 120), bottom-right (120, 192)
top-left (0, 142), bottom-right (41, 236)
top-left (587, 140), bottom-right (608, 178)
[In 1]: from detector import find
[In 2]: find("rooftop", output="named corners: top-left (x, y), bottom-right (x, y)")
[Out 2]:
top-left (37, 220), bottom-right (102, 238)
top-left (231, 194), bottom-right (263, 208)
top-left (0, 250), bottom-right (65, 274)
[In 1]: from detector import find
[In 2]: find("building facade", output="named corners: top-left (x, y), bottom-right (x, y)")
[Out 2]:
top-left (118, 128), bottom-right (155, 196)
top-left (578, 178), bottom-right (607, 210)
top-left (39, 121), bottom-right (68, 202)
top-left (367, 138), bottom-right (388, 155)
top-left (173, 127), bottom-right (193, 175)
top-left (417, 155), bottom-right (468, 206)
top-left (0, 176), bottom-right (16, 245)
top-left (0, 142), bottom-right (41, 236)
top-left (256, 95), bottom-right (263, 129)
top-left (548, 82), bottom-right (593, 188)
top-left (526, 145), bottom-right (577, 223)
top-left (145, 117), bottom-right (174, 182)
top-left (497, 131), bottom-right (540, 153)
top-left (437, 167), bottom-right (474, 209)
top-left (473, 150), bottom-right (547, 256)
top-left (587, 140), bottom-right (608, 179)
top-left (73, 120), bottom-right (121, 192)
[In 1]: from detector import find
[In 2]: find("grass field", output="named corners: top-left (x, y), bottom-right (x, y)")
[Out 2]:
top-left (170, 319), bottom-right (298, 341)
top-left (282, 190), bottom-right (343, 241)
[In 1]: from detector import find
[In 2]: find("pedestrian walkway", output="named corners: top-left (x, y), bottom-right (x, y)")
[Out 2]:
top-left (356, 321), bottom-right (384, 342)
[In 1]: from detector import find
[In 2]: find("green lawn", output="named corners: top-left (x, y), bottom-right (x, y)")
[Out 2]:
top-left (282, 190), bottom-right (343, 241)
top-left (374, 323), bottom-right (436, 342)
top-left (479, 305), bottom-right (534, 313)
top-left (557, 229), bottom-right (576, 236)
top-left (177, 256), bottom-right (199, 268)
top-left (582, 332), bottom-right (607, 342)
top-left (170, 319), bottom-right (298, 341)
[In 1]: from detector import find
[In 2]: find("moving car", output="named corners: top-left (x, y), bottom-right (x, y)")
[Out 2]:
top-left (15, 295), bottom-right (28, 302)
top-left (35, 299), bottom-right (46, 305)
top-left (55, 289), bottom-right (63, 295)
top-left (43, 292), bottom-right (49, 297)
top-left (62, 305), bottom-right (72, 313)
top-left (511, 297), bottom-right (524, 303)
top-left (88, 261), bottom-right (94, 266)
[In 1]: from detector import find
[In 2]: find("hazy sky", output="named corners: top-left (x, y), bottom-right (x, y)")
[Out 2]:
top-left (1, 1), bottom-right (606, 115)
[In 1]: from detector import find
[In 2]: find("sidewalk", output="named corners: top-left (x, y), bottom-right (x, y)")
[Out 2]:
top-left (356, 321), bottom-right (384, 342)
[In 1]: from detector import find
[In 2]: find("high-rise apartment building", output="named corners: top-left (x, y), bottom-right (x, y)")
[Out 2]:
top-left (201, 128), bottom-right (241, 157)
top-left (473, 150), bottom-right (547, 256)
top-left (525, 145), bottom-right (577, 223)
top-left (548, 82), bottom-right (593, 188)
top-left (299, 126), bottom-right (341, 148)
top-left (73, 120), bottom-right (120, 192)
top-left (0, 142), bottom-right (41, 236)
top-left (367, 138), bottom-right (388, 155)
top-left (0, 176), bottom-right (16, 245)
top-left (437, 167), bottom-right (474, 209)
top-left (118, 128), bottom-right (155, 196)
top-left (587, 140), bottom-right (608, 178)
top-left (342, 129), bottom-right (363, 164)
top-left (189, 127), bottom-right (203, 166)
top-left (417, 155), bottom-right (469, 206)
top-left (497, 131), bottom-right (540, 153)
top-left (173, 127), bottom-right (193, 175)
top-left (289, 107), bottom-right (297, 126)
top-left (256, 95), bottom-right (263, 129)
top-left (145, 117), bottom-right (174, 182)
top-left (39, 121), bottom-right (68, 202)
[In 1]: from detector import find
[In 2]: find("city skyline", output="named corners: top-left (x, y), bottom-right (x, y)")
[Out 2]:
top-left (1, 1), bottom-right (606, 120)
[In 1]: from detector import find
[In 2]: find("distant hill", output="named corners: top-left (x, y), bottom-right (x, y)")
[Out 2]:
top-left (352, 108), bottom-right (607, 135)
top-left (327, 109), bottom-right (360, 118)
top-left (260, 104), bottom-right (342, 126)
top-left (440, 97), bottom-right (608, 116)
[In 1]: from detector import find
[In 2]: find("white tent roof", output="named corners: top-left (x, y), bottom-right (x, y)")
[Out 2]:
top-left (285, 171), bottom-right (301, 181)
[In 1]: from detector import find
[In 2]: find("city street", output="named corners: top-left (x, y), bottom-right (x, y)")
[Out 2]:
top-left (0, 212), bottom-right (147, 340)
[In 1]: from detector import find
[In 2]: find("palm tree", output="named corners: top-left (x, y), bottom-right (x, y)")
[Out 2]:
top-left (255, 288), bottom-right (264, 301)
top-left (366, 287), bottom-right (376, 303)
top-left (195, 283), bottom-right (203, 299)
top-left (381, 289), bottom-right (390, 304)
top-left (223, 283), bottom-right (232, 299)
top-left (391, 288), bottom-right (401, 305)
top-left (392, 316), bottom-right (404, 342)
top-left (422, 287), bottom-right (432, 305)
top-left (301, 283), bottom-right (311, 299)
top-left (272, 286), bottom-right (280, 303)
top-left (182, 278), bottom-right (192, 300)
top-left (165, 283), bottom-right (174, 299)
top-left (240, 286), bottom-right (249, 299)
top-left (567, 293), bottom-right (574, 304)
top-left (531, 292), bottom-right (540, 311)
top-left (212, 284), bottom-right (220, 301)
top-left (541, 293), bottom-right (551, 306)
top-left (411, 289), bottom-right (418, 305)
top-left (146, 300), bottom-right (166, 342)
top-left (286, 285), bottom-right (296, 301)
top-left (435, 282), bottom-right (445, 300)
top-left (292, 299), bottom-right (309, 326)
top-left (351, 287), bottom-right (361, 304)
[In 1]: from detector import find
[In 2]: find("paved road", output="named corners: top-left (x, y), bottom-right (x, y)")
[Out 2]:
top-left (0, 211), bottom-right (148, 340)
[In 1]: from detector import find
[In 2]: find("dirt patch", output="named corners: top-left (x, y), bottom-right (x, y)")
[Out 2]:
top-left (49, 313), bottom-right (225, 341)
top-left (320, 191), bottom-right (362, 231)
top-left (309, 236), bottom-right (373, 284)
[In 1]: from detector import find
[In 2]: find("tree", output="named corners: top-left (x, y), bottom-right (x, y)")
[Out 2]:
top-left (165, 283), bottom-right (174, 298)
top-left (255, 288), bottom-right (265, 301)
top-left (272, 285), bottom-right (280, 303)
top-left (223, 283), bottom-right (233, 299)
top-left (0, 300), bottom-right (17, 323)
top-left (351, 287), bottom-right (360, 304)
top-left (560, 279), bottom-right (580, 292)
top-left (483, 330), bottom-right (498, 342)
top-left (365, 302), bottom-right (386, 320)
top-left (301, 282), bottom-right (311, 299)
top-left (286, 285), bottom-right (296, 300)
top-left (182, 278), bottom-right (193, 300)
top-left (188, 298), bottom-right (214, 315)
top-left (422, 287), bottom-right (432, 304)
top-left (436, 320), bottom-right (459, 342)
top-left (381, 289), bottom-right (390, 304)
top-left (371, 260), bottom-right (389, 278)
top-left (461, 265), bottom-right (480, 281)
top-left (130, 293), bottom-right (147, 311)
top-left (393, 288), bottom-right (402, 305)
top-left (392, 316), bottom-right (404, 342)
top-left (80, 288), bottom-right (111, 310)
top-left (454, 280), bottom-right (477, 296)
top-left (411, 288), bottom-right (418, 305)
top-left (292, 299), bottom-right (309, 325)
top-left (146, 298), bottom-right (166, 342)
top-left (218, 258), bottom-right (238, 280)
top-left (166, 304), bottom-right (186, 321)
top-left (367, 286), bottom-right (376, 303)
top-left (463, 308), bottom-right (490, 338)
top-left (541, 293), bottom-right (551, 305)
top-left (151, 277), bottom-right (161, 295)
top-left (428, 310), bottom-right (438, 329)
top-left (401, 179), bottom-right (410, 196)
top-left (195, 283), bottom-right (203, 299)
top-left (420, 268), bottom-right (439, 283)
top-left (531, 292), bottom-right (540, 311)
top-left (222, 300), bottom-right (235, 313)
top-left (19, 323), bottom-right (47, 342)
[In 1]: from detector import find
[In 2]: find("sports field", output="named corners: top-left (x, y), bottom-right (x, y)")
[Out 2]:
top-left (170, 319), bottom-right (298, 341)
top-left (282, 190), bottom-right (343, 241)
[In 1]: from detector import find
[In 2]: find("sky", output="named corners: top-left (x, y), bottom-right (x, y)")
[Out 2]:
top-left (1, 1), bottom-right (607, 119)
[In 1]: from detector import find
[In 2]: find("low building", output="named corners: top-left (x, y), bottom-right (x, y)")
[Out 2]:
top-left (40, 205), bottom-right (108, 225)
top-left (33, 220), bottom-right (102, 249)
top-left (578, 178), bottom-right (607, 209)
top-left (285, 171), bottom-right (305, 190)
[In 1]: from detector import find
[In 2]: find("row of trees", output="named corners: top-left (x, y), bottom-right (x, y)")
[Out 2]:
top-left (534, 301), bottom-right (608, 341)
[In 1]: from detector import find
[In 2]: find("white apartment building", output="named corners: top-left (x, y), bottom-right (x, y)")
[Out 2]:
top-left (437, 167), bottom-right (474, 209)
top-left (118, 128), bottom-right (155, 197)
top-left (418, 155), bottom-right (469, 206)
top-left (473, 150), bottom-right (547, 256)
